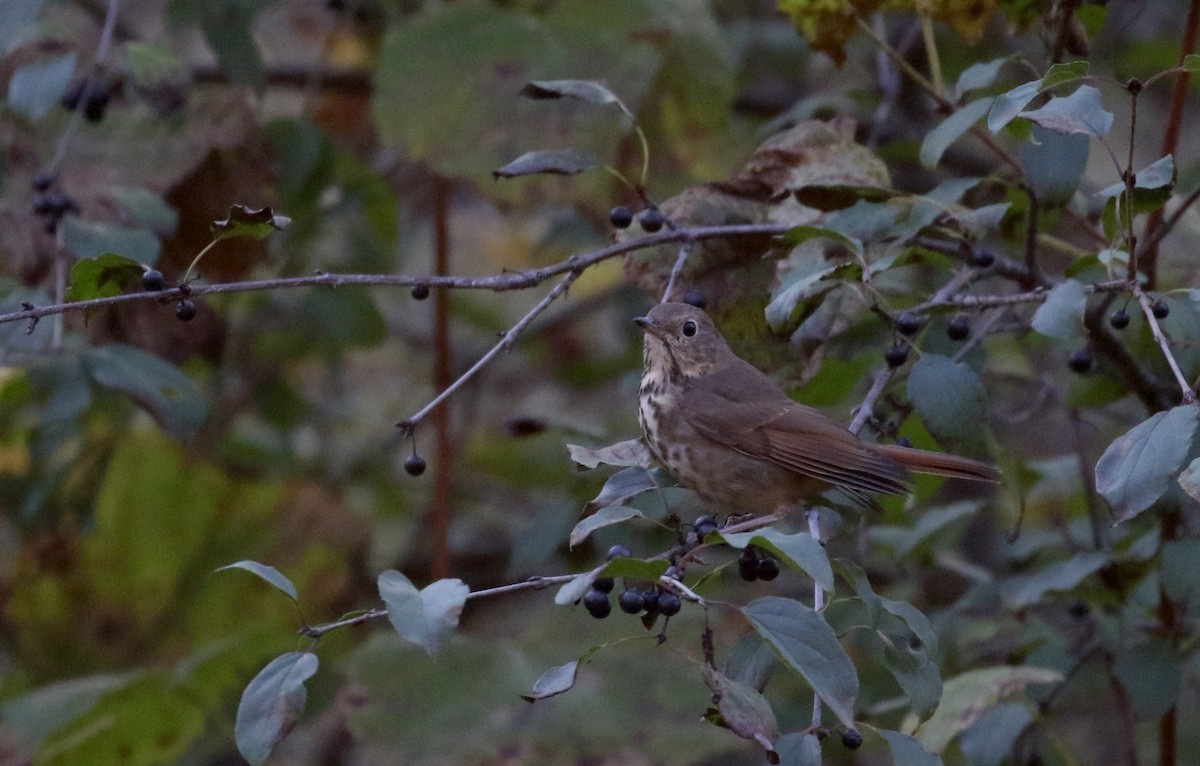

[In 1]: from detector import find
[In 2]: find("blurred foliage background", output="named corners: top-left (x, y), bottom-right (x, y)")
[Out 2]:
top-left (1, 0), bottom-right (1199, 764)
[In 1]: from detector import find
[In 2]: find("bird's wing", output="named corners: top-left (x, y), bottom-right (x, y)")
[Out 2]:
top-left (682, 361), bottom-right (911, 497)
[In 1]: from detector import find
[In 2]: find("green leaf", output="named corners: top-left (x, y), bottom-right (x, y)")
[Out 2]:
top-left (567, 438), bottom-right (652, 469)
top-left (765, 261), bottom-right (845, 332)
top-left (774, 732), bottom-right (822, 766)
top-left (521, 660), bottom-right (579, 702)
top-left (743, 596), bottom-right (858, 727)
top-left (493, 148), bottom-right (601, 179)
top-left (835, 560), bottom-right (937, 654)
top-left (211, 205), bottom-right (291, 240)
top-left (193, 0), bottom-right (266, 91)
top-left (65, 253), bottom-right (146, 301)
top-left (569, 505), bottom-right (645, 548)
top-left (1112, 640), bottom-right (1180, 719)
top-left (84, 344), bottom-right (208, 440)
top-left (953, 57), bottom-right (1009, 99)
top-left (215, 560), bottom-right (299, 601)
top-left (1039, 60), bottom-right (1090, 91)
top-left (775, 224), bottom-right (862, 254)
top-left (7, 52), bottom-right (76, 120)
top-left (378, 571), bottom-right (469, 655)
top-left (1020, 125), bottom-right (1089, 206)
top-left (988, 79), bottom-right (1041, 132)
top-left (920, 97), bottom-right (993, 169)
top-left (1094, 404), bottom-right (1199, 522)
top-left (1097, 154), bottom-right (1176, 200)
top-left (1018, 85), bottom-right (1113, 137)
top-left (959, 703), bottom-right (1033, 766)
top-left (1162, 537), bottom-right (1200, 604)
top-left (600, 557), bottom-right (670, 580)
top-left (880, 500), bottom-right (981, 557)
top-left (915, 666), bottom-right (1062, 752)
top-left (702, 665), bottom-right (780, 755)
top-left (998, 551), bottom-right (1110, 609)
top-left (554, 571), bottom-right (595, 606)
top-left (109, 186), bottom-right (179, 235)
top-left (792, 184), bottom-right (895, 211)
top-left (906, 354), bottom-right (987, 452)
top-left (875, 728), bottom-right (943, 766)
top-left (0, 672), bottom-right (139, 753)
top-left (582, 465), bottom-right (663, 515)
top-left (60, 217), bottom-right (161, 266)
top-left (521, 79), bottom-right (625, 110)
top-left (723, 634), bottom-right (777, 691)
top-left (235, 652), bottom-right (319, 766)
top-left (720, 529), bottom-right (833, 592)
top-left (1182, 53), bottom-right (1200, 73)
top-left (1031, 279), bottom-right (1087, 339)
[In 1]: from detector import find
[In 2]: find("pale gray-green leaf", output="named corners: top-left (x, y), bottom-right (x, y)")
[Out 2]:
top-left (1031, 279), bottom-right (1087, 339)
top-left (920, 97), bottom-right (993, 169)
top-left (1018, 85), bottom-right (1113, 137)
top-left (215, 561), bottom-right (299, 601)
top-left (998, 551), bottom-right (1110, 609)
top-left (1095, 404), bottom-right (1199, 522)
top-left (235, 652), bottom-right (319, 766)
top-left (569, 505), bottom-right (644, 548)
top-left (521, 660), bottom-right (578, 702)
top-left (378, 571), bottom-right (469, 654)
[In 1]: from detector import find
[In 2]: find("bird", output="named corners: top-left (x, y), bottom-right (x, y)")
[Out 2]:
top-left (634, 302), bottom-right (998, 512)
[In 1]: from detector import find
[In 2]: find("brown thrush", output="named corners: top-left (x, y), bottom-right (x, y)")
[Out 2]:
top-left (635, 302), bottom-right (998, 512)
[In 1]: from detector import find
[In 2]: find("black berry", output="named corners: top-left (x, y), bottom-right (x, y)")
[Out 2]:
top-left (583, 588), bottom-right (611, 619)
top-left (1068, 598), bottom-right (1090, 619)
top-left (841, 729), bottom-right (863, 750)
top-left (1152, 299), bottom-right (1170, 319)
top-left (640, 207), bottom-right (665, 233)
top-left (657, 592), bottom-right (682, 616)
top-left (60, 79), bottom-right (84, 110)
top-left (682, 288), bottom-right (706, 309)
top-left (756, 557), bottom-right (780, 581)
top-left (1109, 308), bottom-right (1130, 330)
top-left (947, 315), bottom-right (970, 341)
top-left (694, 515), bottom-right (718, 539)
top-left (609, 205), bottom-right (633, 229)
top-left (1068, 348), bottom-right (1093, 374)
top-left (894, 436), bottom-right (913, 448)
top-left (32, 195), bottom-right (55, 215)
top-left (592, 576), bottom-right (615, 594)
top-left (641, 588), bottom-right (660, 613)
top-left (83, 85), bottom-right (110, 122)
top-left (176, 299), bottom-right (197, 322)
top-left (738, 548), bottom-right (759, 582)
top-left (404, 454), bottom-right (426, 476)
top-left (618, 589), bottom-right (645, 614)
top-left (896, 312), bottom-right (921, 336)
top-left (606, 544), bottom-right (631, 561)
top-left (411, 284), bottom-right (430, 301)
top-left (885, 344), bottom-right (908, 368)
top-left (142, 269), bottom-right (165, 292)
top-left (970, 248), bottom-right (996, 268)
top-left (31, 172), bottom-right (56, 192)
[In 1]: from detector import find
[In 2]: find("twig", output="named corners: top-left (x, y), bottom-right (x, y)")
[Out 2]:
top-left (1023, 191), bottom-right (1042, 288)
top-left (430, 177), bottom-right (453, 580)
top-left (0, 223), bottom-right (787, 327)
top-left (398, 270), bottom-right (582, 435)
top-left (1131, 284), bottom-right (1195, 403)
top-left (808, 509), bottom-right (824, 729)
top-left (661, 244), bottom-right (692, 303)
top-left (849, 367), bottom-right (894, 435)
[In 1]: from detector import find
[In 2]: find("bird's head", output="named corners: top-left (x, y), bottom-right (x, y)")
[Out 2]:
top-left (634, 302), bottom-right (730, 379)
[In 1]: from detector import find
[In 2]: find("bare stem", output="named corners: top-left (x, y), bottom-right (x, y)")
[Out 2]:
top-left (1131, 284), bottom-right (1195, 403)
top-left (808, 508), bottom-right (824, 729)
top-left (661, 244), bottom-right (692, 303)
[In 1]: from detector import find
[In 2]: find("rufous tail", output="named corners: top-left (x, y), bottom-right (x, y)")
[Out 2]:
top-left (873, 445), bottom-right (1000, 483)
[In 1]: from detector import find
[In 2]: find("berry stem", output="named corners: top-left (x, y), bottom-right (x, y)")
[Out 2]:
top-left (1131, 284), bottom-right (1195, 403)
top-left (180, 238), bottom-right (220, 287)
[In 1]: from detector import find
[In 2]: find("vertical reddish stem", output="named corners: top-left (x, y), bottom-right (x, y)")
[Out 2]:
top-left (430, 177), bottom-right (453, 580)
top-left (1158, 512), bottom-right (1180, 766)
top-left (1141, 0), bottom-right (1199, 289)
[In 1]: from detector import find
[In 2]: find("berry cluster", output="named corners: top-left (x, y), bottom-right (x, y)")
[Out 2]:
top-left (61, 71), bottom-right (117, 122)
top-left (609, 205), bottom-right (666, 233)
top-left (737, 547), bottom-right (780, 582)
top-left (30, 174), bottom-right (78, 234)
top-left (583, 545), bottom-right (682, 620)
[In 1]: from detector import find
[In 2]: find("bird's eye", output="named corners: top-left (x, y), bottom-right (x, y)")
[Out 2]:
top-left (682, 320), bottom-right (697, 337)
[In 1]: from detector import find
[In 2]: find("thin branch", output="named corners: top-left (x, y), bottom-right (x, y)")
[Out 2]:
top-left (849, 367), bottom-right (894, 435)
top-left (1131, 284), bottom-right (1195, 403)
top-left (0, 223), bottom-right (787, 328)
top-left (398, 270), bottom-right (582, 435)
top-left (661, 244), bottom-right (692, 303)
top-left (808, 509), bottom-right (824, 729)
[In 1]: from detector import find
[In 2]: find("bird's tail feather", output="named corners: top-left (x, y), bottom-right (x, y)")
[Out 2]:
top-left (873, 445), bottom-right (1000, 483)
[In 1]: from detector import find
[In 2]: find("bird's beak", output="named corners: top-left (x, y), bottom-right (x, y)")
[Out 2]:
top-left (634, 316), bottom-right (667, 340)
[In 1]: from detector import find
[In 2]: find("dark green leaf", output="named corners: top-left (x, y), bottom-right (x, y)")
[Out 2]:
top-left (775, 225), bottom-right (862, 253)
top-left (743, 596), bottom-right (858, 726)
top-left (703, 666), bottom-right (780, 756)
top-left (378, 571), bottom-right (469, 655)
top-left (1018, 85), bottom-right (1112, 137)
top-left (65, 253), bottom-right (146, 301)
top-left (774, 732), bottom-right (822, 766)
top-left (569, 505), bottom-right (644, 548)
top-left (109, 186), bottom-right (179, 235)
top-left (765, 261), bottom-right (845, 332)
top-left (60, 217), bottom-right (161, 266)
top-left (877, 729), bottom-right (943, 766)
top-left (84, 344), bottom-right (208, 439)
top-left (1039, 60), bottom-right (1090, 91)
top-left (197, 0), bottom-right (266, 90)
top-left (920, 97), bottom-right (993, 169)
top-left (1020, 125), bottom-right (1090, 206)
top-left (723, 634), bottom-right (777, 691)
top-left (959, 703), bottom-right (1033, 766)
top-left (988, 79), bottom-right (1041, 132)
top-left (0, 672), bottom-right (139, 752)
top-left (1031, 279), bottom-right (1087, 339)
top-left (7, 52), bottom-right (76, 120)
top-left (567, 439), bottom-right (652, 469)
top-left (493, 148), bottom-right (601, 179)
top-left (1097, 155), bottom-right (1176, 210)
top-left (1113, 640), bottom-right (1180, 719)
top-left (211, 205), bottom-right (291, 240)
top-left (998, 551), bottom-right (1110, 609)
top-left (521, 660), bottom-right (578, 702)
top-left (1095, 404), bottom-right (1199, 522)
top-left (235, 652), bottom-right (319, 766)
top-left (880, 637), bottom-right (943, 720)
top-left (1162, 537), bottom-right (1200, 604)
top-left (1182, 54), bottom-right (1200, 72)
top-left (792, 184), bottom-right (895, 211)
top-left (215, 560), bottom-right (299, 601)
top-left (915, 666), bottom-right (1062, 752)
top-left (906, 354), bottom-right (987, 452)
top-left (721, 529), bottom-right (833, 591)
top-left (600, 557), bottom-right (670, 580)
